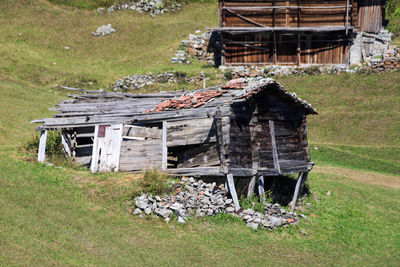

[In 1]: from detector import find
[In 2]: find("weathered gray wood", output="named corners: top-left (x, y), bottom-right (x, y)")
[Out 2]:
top-left (61, 130), bottom-right (71, 157)
top-left (111, 124), bottom-right (123, 172)
top-left (167, 167), bottom-right (222, 176)
top-left (269, 120), bottom-right (281, 174)
top-left (247, 175), bottom-right (257, 198)
top-left (90, 125), bottom-right (99, 173)
top-left (58, 85), bottom-right (105, 94)
top-left (37, 130), bottom-right (48, 163)
top-left (162, 121), bottom-right (167, 171)
top-left (227, 173), bottom-right (240, 211)
top-left (258, 175), bottom-right (265, 204)
top-left (289, 172), bottom-right (304, 211)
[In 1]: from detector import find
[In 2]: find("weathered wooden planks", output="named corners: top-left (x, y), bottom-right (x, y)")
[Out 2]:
top-left (227, 173), bottom-right (240, 211)
top-left (37, 130), bottom-right (48, 163)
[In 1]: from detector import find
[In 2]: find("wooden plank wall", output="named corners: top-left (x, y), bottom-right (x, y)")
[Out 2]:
top-left (166, 118), bottom-right (224, 169)
top-left (228, 99), bottom-right (309, 173)
top-left (119, 125), bottom-right (163, 172)
top-left (220, 0), bottom-right (357, 28)
top-left (223, 31), bottom-right (350, 65)
top-left (357, 0), bottom-right (383, 33)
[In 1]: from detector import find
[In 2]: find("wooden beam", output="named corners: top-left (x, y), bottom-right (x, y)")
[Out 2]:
top-left (162, 121), bottom-right (167, 171)
top-left (273, 31), bottom-right (277, 65)
top-left (286, 0), bottom-right (289, 27)
top-left (269, 120), bottom-right (281, 174)
top-left (227, 173), bottom-right (240, 211)
top-left (224, 8), bottom-right (266, 27)
top-left (61, 130), bottom-right (71, 157)
top-left (258, 175), bottom-right (265, 204)
top-left (345, 0), bottom-right (349, 34)
top-left (222, 6), bottom-right (352, 11)
top-left (298, 171), bottom-right (309, 199)
top-left (247, 175), bottom-right (257, 198)
top-left (111, 124), bottom-right (123, 172)
top-left (90, 125), bottom-right (99, 173)
top-left (37, 130), bottom-right (48, 163)
top-left (297, 34), bottom-right (301, 66)
top-left (289, 172), bottom-right (307, 211)
top-left (208, 26), bottom-right (354, 33)
top-left (215, 110), bottom-right (228, 174)
top-left (272, 0), bottom-right (275, 28)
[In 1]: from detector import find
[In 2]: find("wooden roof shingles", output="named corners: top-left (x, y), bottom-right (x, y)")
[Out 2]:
top-left (30, 78), bottom-right (317, 129)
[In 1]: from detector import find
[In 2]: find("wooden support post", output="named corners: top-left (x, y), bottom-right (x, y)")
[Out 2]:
top-left (215, 110), bottom-right (228, 174)
top-left (273, 31), bottom-right (277, 65)
top-left (90, 125), bottom-right (99, 173)
top-left (298, 171), bottom-right (309, 199)
top-left (227, 173), bottom-right (240, 211)
top-left (247, 175), bottom-right (257, 198)
top-left (61, 130), bottom-right (71, 157)
top-left (289, 172), bottom-right (306, 211)
top-left (37, 130), bottom-right (48, 163)
top-left (272, 0), bottom-right (275, 28)
top-left (285, 0), bottom-right (289, 27)
top-left (162, 121), bottom-right (168, 171)
top-left (297, 0), bottom-right (301, 28)
top-left (345, 0), bottom-right (349, 34)
top-left (269, 120), bottom-right (281, 174)
top-left (297, 34), bottom-right (301, 66)
top-left (258, 175), bottom-right (265, 204)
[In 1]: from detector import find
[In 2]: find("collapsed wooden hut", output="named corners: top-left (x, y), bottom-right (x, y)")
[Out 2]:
top-left (211, 0), bottom-right (386, 65)
top-left (31, 78), bottom-right (317, 209)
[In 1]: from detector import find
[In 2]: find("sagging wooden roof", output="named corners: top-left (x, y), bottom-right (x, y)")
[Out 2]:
top-left (31, 78), bottom-right (317, 129)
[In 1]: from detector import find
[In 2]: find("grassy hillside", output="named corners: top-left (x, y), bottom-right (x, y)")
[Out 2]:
top-left (0, 0), bottom-right (399, 265)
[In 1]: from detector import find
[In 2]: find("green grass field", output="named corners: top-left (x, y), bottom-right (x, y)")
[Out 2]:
top-left (0, 0), bottom-right (399, 265)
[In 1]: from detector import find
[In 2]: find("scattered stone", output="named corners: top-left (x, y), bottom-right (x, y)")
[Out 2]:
top-left (133, 208), bottom-right (142, 215)
top-left (101, 0), bottom-right (186, 17)
top-left (299, 214), bottom-right (308, 219)
top-left (64, 46), bottom-right (71, 50)
top-left (177, 216), bottom-right (186, 224)
top-left (326, 190), bottom-right (331, 196)
top-left (132, 177), bottom-right (300, 229)
top-left (247, 222), bottom-right (259, 230)
top-left (92, 24), bottom-right (115, 37)
top-left (112, 71), bottom-right (205, 91)
top-left (144, 207), bottom-right (152, 215)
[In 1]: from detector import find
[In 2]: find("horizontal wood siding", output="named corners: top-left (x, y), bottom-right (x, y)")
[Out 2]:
top-left (221, 0), bottom-right (356, 28)
top-left (166, 118), bottom-right (217, 147)
top-left (176, 143), bottom-right (220, 168)
top-left (119, 139), bottom-right (162, 171)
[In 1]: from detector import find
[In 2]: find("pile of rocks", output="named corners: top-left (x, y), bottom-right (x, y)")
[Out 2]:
top-left (112, 72), bottom-right (205, 91)
top-left (92, 24), bottom-right (116, 37)
top-left (368, 45), bottom-right (400, 71)
top-left (132, 177), bottom-right (300, 230)
top-left (219, 64), bottom-right (355, 79)
top-left (172, 31), bottom-right (216, 65)
top-left (98, 0), bottom-right (185, 17)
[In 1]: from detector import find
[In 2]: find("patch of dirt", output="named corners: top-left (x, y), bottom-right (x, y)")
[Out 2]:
top-left (314, 166), bottom-right (400, 189)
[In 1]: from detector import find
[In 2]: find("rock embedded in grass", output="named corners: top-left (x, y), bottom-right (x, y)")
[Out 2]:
top-left (92, 24), bottom-right (116, 37)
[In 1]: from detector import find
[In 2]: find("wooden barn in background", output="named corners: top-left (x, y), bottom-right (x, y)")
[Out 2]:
top-left (211, 0), bottom-right (386, 65)
top-left (31, 79), bottom-right (317, 209)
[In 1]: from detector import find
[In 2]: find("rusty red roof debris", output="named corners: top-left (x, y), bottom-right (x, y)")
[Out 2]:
top-left (145, 89), bottom-right (228, 113)
top-left (221, 78), bottom-right (248, 89)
